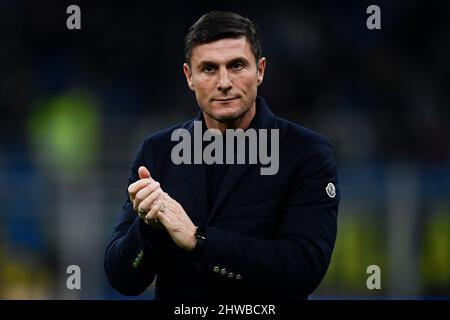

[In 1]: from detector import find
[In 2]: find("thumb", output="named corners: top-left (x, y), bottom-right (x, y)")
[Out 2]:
top-left (138, 166), bottom-right (151, 179)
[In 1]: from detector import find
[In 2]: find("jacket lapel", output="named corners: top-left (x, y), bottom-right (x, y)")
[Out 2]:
top-left (207, 161), bottom-right (251, 223)
top-left (180, 97), bottom-right (278, 224)
top-left (207, 97), bottom-right (279, 223)
top-left (181, 114), bottom-right (209, 224)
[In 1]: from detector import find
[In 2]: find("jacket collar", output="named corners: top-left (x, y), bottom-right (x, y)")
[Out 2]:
top-left (183, 96), bottom-right (279, 223)
top-left (187, 96), bottom-right (278, 132)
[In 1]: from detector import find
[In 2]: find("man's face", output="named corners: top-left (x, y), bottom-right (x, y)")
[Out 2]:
top-left (183, 36), bottom-right (266, 124)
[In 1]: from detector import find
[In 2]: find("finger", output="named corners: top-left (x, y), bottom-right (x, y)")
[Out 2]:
top-left (158, 193), bottom-right (181, 215)
top-left (134, 182), bottom-right (161, 211)
top-left (138, 187), bottom-right (163, 212)
top-left (158, 191), bottom-right (170, 203)
top-left (138, 166), bottom-right (151, 179)
top-left (158, 191), bottom-right (177, 208)
top-left (145, 218), bottom-right (165, 230)
top-left (158, 200), bottom-right (176, 217)
top-left (128, 178), bottom-right (153, 198)
top-left (155, 210), bottom-right (171, 228)
top-left (145, 201), bottom-right (162, 221)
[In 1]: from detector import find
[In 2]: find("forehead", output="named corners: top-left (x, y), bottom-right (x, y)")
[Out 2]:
top-left (191, 36), bottom-right (254, 64)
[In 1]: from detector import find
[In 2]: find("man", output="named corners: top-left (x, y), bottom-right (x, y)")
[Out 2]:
top-left (104, 11), bottom-right (339, 300)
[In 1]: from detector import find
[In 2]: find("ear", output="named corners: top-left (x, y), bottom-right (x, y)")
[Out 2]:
top-left (256, 57), bottom-right (267, 86)
top-left (183, 63), bottom-right (195, 91)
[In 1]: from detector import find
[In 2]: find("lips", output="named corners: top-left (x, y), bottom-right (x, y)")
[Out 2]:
top-left (213, 97), bottom-right (239, 102)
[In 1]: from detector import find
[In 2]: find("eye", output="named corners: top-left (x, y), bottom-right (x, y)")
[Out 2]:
top-left (202, 64), bottom-right (216, 74)
top-left (230, 62), bottom-right (244, 71)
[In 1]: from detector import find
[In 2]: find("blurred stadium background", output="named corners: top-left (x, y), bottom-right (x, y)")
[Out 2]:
top-left (0, 0), bottom-right (449, 299)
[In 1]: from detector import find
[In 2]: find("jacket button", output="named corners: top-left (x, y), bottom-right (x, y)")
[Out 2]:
top-left (220, 268), bottom-right (227, 276)
top-left (213, 266), bottom-right (220, 273)
top-left (227, 272), bottom-right (235, 279)
top-left (236, 274), bottom-right (242, 280)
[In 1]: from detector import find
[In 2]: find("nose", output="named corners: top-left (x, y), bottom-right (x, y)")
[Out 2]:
top-left (217, 67), bottom-right (232, 92)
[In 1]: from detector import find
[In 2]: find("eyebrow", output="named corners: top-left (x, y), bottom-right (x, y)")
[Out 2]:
top-left (197, 57), bottom-right (250, 70)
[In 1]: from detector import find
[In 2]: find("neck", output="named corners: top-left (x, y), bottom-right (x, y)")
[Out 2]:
top-left (203, 102), bottom-right (256, 133)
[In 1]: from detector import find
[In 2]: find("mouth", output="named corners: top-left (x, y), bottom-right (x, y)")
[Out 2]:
top-left (213, 96), bottom-right (239, 102)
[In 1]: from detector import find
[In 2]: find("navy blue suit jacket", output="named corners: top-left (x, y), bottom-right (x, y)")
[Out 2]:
top-left (104, 97), bottom-right (339, 300)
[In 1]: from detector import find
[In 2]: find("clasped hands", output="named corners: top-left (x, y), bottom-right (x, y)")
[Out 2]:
top-left (128, 166), bottom-right (197, 251)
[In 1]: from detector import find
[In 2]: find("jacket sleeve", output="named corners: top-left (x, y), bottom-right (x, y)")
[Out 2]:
top-left (191, 139), bottom-right (339, 296)
top-left (104, 139), bottom-right (169, 295)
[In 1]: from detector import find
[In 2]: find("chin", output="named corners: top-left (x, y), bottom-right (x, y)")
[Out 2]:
top-left (202, 99), bottom-right (252, 123)
top-left (210, 111), bottom-right (241, 122)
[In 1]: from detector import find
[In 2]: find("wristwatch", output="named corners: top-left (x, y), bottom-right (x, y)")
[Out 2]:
top-left (192, 224), bottom-right (206, 255)
top-left (195, 224), bottom-right (206, 240)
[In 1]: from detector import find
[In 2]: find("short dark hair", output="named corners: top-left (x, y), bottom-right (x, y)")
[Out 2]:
top-left (184, 11), bottom-right (262, 65)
